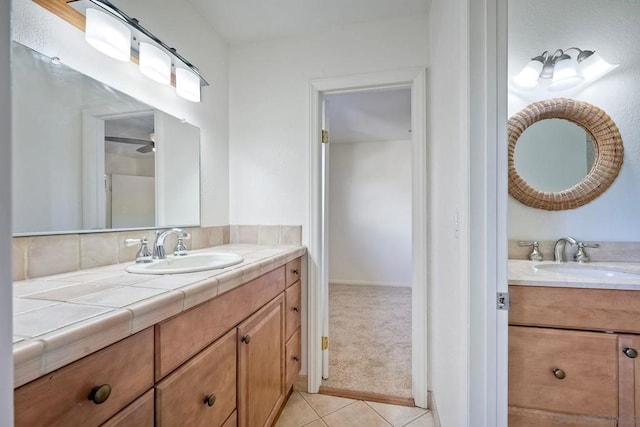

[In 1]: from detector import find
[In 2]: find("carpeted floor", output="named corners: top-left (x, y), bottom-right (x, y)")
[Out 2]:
top-left (322, 283), bottom-right (412, 398)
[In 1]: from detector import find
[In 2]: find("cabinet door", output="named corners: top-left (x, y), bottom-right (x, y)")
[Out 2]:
top-left (509, 326), bottom-right (618, 417)
top-left (237, 295), bottom-right (285, 427)
top-left (508, 406), bottom-right (616, 427)
top-left (155, 329), bottom-right (237, 427)
top-left (619, 334), bottom-right (640, 427)
top-left (286, 327), bottom-right (302, 392)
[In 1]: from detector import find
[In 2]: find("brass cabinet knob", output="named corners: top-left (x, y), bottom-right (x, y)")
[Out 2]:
top-left (292, 356), bottom-right (299, 362)
top-left (88, 384), bottom-right (112, 404)
top-left (292, 306), bottom-right (300, 312)
top-left (241, 335), bottom-right (251, 344)
top-left (623, 347), bottom-right (638, 359)
top-left (552, 368), bottom-right (566, 380)
top-left (292, 269), bottom-right (299, 275)
top-left (204, 394), bottom-right (216, 407)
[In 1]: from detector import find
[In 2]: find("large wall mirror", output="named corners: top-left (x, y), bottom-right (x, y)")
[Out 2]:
top-left (12, 41), bottom-right (201, 235)
top-left (508, 98), bottom-right (624, 211)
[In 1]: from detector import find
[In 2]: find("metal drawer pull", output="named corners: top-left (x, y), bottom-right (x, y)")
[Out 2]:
top-left (623, 347), bottom-right (638, 359)
top-left (292, 306), bottom-right (300, 312)
top-left (204, 394), bottom-right (216, 407)
top-left (292, 356), bottom-right (299, 362)
top-left (241, 335), bottom-right (251, 344)
top-left (552, 368), bottom-right (566, 380)
top-left (292, 269), bottom-right (299, 275)
top-left (88, 384), bottom-right (112, 404)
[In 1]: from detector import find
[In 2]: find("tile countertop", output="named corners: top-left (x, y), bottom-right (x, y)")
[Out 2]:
top-left (509, 259), bottom-right (640, 291)
top-left (12, 244), bottom-right (306, 388)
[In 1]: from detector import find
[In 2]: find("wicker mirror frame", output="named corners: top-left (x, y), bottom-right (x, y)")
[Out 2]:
top-left (508, 98), bottom-right (624, 211)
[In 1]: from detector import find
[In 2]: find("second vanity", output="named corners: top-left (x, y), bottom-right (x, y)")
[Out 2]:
top-left (508, 260), bottom-right (640, 427)
top-left (12, 244), bottom-right (305, 427)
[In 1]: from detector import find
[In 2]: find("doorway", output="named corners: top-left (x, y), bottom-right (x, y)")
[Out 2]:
top-left (321, 89), bottom-right (413, 399)
top-left (308, 68), bottom-right (428, 408)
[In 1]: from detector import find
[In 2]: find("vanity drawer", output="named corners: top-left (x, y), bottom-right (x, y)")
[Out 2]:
top-left (285, 327), bottom-right (302, 392)
top-left (14, 328), bottom-right (154, 427)
top-left (509, 285), bottom-right (640, 333)
top-left (509, 326), bottom-right (618, 417)
top-left (155, 329), bottom-right (237, 427)
top-left (285, 258), bottom-right (302, 287)
top-left (155, 266), bottom-right (285, 379)
top-left (101, 389), bottom-right (154, 427)
top-left (285, 280), bottom-right (301, 340)
top-left (508, 406), bottom-right (616, 427)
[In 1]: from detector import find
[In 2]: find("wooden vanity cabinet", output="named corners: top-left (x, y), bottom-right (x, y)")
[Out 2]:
top-left (237, 295), bottom-right (286, 427)
top-left (14, 256), bottom-right (304, 427)
top-left (509, 285), bottom-right (640, 427)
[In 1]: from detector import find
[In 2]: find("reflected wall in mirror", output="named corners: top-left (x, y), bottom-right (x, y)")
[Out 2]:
top-left (508, 98), bottom-right (624, 211)
top-left (11, 41), bottom-right (201, 235)
top-left (513, 118), bottom-right (595, 192)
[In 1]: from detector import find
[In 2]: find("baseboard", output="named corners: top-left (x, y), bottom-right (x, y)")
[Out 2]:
top-left (294, 375), bottom-right (308, 393)
top-left (329, 280), bottom-right (411, 288)
top-left (319, 386), bottom-right (415, 407)
top-left (428, 390), bottom-right (441, 427)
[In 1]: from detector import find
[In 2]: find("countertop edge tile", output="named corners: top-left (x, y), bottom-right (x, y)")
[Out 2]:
top-left (41, 309), bottom-right (133, 375)
top-left (182, 277), bottom-right (219, 310)
top-left (12, 244), bottom-right (306, 387)
top-left (13, 339), bottom-right (45, 388)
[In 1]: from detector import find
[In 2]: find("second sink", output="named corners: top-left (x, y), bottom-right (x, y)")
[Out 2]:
top-left (535, 264), bottom-right (640, 279)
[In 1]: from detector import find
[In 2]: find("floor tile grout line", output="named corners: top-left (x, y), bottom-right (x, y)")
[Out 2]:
top-left (299, 392), bottom-right (358, 418)
top-left (364, 400), bottom-right (429, 427)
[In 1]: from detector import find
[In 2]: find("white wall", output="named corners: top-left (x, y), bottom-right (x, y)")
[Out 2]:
top-left (328, 140), bottom-right (412, 287)
top-left (12, 0), bottom-right (230, 226)
top-left (508, 0), bottom-right (640, 241)
top-left (228, 15), bottom-right (429, 233)
top-left (0, 0), bottom-right (13, 424)
top-left (428, 0), bottom-right (469, 425)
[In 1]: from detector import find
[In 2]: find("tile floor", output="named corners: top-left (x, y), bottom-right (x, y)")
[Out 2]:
top-left (276, 392), bottom-right (435, 427)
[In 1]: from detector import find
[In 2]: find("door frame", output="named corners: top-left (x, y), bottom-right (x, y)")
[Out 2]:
top-left (308, 67), bottom-right (428, 408)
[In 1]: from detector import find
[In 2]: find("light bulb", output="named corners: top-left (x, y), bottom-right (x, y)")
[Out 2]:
top-left (513, 60), bottom-right (543, 89)
top-left (139, 42), bottom-right (171, 85)
top-left (549, 56), bottom-right (584, 91)
top-left (579, 52), bottom-right (618, 84)
top-left (176, 68), bottom-right (201, 102)
top-left (85, 8), bottom-right (131, 62)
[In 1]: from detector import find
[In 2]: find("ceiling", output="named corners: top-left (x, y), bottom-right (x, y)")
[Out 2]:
top-left (326, 88), bottom-right (411, 144)
top-left (186, 0), bottom-right (430, 45)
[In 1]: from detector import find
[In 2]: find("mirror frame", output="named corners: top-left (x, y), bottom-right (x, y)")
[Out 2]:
top-left (508, 98), bottom-right (624, 211)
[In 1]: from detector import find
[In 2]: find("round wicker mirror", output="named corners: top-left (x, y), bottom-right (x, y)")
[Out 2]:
top-left (508, 98), bottom-right (624, 210)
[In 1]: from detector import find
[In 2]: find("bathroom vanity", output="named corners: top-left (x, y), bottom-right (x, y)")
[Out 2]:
top-left (508, 260), bottom-right (640, 427)
top-left (12, 245), bottom-right (304, 427)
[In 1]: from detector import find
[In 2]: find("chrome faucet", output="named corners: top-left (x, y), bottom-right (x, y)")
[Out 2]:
top-left (553, 236), bottom-right (578, 262)
top-left (153, 228), bottom-right (190, 259)
top-left (554, 237), bottom-right (600, 263)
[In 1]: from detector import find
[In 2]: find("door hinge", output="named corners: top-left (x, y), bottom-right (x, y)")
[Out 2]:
top-left (321, 129), bottom-right (329, 144)
top-left (497, 292), bottom-right (510, 310)
top-left (322, 336), bottom-right (328, 350)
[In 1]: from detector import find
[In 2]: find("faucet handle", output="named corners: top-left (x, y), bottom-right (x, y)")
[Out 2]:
top-left (574, 242), bottom-right (599, 263)
top-left (519, 241), bottom-right (543, 261)
top-left (124, 237), bottom-right (153, 263)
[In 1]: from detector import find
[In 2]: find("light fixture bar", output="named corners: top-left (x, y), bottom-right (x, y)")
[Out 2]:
top-left (69, 0), bottom-right (209, 87)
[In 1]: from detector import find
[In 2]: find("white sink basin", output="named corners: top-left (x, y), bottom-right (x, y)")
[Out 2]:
top-left (535, 264), bottom-right (640, 279)
top-left (126, 252), bottom-right (244, 275)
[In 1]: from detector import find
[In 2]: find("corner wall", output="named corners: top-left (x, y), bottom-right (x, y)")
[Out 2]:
top-left (428, 0), bottom-right (469, 425)
top-left (0, 0), bottom-right (13, 424)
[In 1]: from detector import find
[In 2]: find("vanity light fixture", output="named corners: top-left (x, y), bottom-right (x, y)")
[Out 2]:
top-left (513, 48), bottom-right (618, 91)
top-left (75, 0), bottom-right (208, 102)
